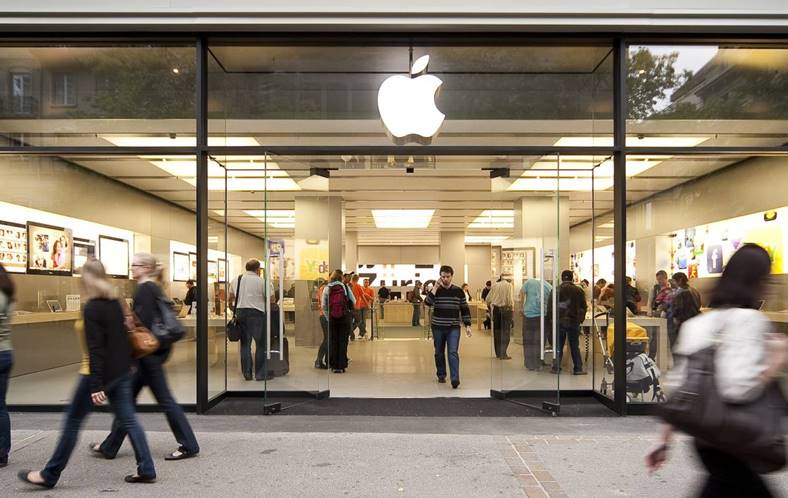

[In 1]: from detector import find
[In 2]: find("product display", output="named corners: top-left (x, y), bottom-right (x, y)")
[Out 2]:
top-left (218, 258), bottom-right (227, 283)
top-left (173, 251), bottom-right (190, 281)
top-left (27, 222), bottom-right (73, 275)
top-left (0, 220), bottom-right (27, 273)
top-left (189, 252), bottom-right (197, 281)
top-left (99, 235), bottom-right (129, 278)
top-left (208, 260), bottom-right (218, 283)
top-left (73, 238), bottom-right (96, 276)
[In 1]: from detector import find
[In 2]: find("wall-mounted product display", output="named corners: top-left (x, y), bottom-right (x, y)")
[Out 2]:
top-left (189, 252), bottom-right (197, 281)
top-left (501, 247), bottom-right (536, 283)
top-left (73, 238), bottom-right (96, 276)
top-left (172, 251), bottom-right (190, 281)
top-left (670, 206), bottom-right (786, 278)
top-left (99, 235), bottom-right (130, 279)
top-left (356, 263), bottom-right (440, 287)
top-left (571, 241), bottom-right (637, 284)
top-left (27, 222), bottom-right (73, 275)
top-left (0, 220), bottom-right (27, 273)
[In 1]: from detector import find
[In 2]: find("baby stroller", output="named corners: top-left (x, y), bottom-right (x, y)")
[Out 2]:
top-left (599, 318), bottom-right (666, 402)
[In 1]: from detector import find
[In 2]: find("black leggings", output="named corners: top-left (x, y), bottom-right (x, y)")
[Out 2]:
top-left (695, 443), bottom-right (773, 498)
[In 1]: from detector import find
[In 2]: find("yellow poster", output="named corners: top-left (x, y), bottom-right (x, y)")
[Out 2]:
top-left (294, 239), bottom-right (329, 280)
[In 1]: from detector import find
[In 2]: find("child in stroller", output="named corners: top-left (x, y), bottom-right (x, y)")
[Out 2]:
top-left (602, 321), bottom-right (666, 402)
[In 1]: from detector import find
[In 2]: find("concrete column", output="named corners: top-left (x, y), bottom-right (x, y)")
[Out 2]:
top-left (512, 196), bottom-right (570, 272)
top-left (294, 196), bottom-right (343, 347)
top-left (439, 231), bottom-right (466, 281)
top-left (344, 231), bottom-right (358, 274)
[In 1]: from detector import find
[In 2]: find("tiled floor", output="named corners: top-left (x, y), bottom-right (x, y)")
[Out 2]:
top-left (9, 324), bottom-right (613, 405)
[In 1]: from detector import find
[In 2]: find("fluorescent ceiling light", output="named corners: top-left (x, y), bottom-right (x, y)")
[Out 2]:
top-left (372, 209), bottom-right (434, 229)
top-left (101, 136), bottom-right (260, 147)
top-left (244, 210), bottom-right (296, 229)
top-left (598, 222), bottom-right (615, 229)
top-left (595, 236), bottom-right (613, 242)
top-left (465, 235), bottom-right (510, 245)
top-left (469, 210), bottom-right (514, 229)
top-left (148, 156), bottom-right (300, 191)
top-left (553, 136), bottom-right (709, 148)
top-left (297, 175), bottom-right (329, 191)
top-left (508, 177), bottom-right (612, 191)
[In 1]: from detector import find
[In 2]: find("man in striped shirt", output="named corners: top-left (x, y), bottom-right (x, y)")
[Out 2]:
top-left (424, 265), bottom-right (472, 389)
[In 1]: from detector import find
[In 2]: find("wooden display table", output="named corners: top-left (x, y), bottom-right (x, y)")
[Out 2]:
top-left (380, 301), bottom-right (417, 325)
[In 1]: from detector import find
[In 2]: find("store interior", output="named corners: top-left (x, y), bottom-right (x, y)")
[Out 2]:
top-left (1, 42), bottom-right (786, 407)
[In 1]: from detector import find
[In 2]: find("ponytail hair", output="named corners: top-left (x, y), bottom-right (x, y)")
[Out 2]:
top-left (134, 252), bottom-right (164, 283)
top-left (81, 259), bottom-right (117, 300)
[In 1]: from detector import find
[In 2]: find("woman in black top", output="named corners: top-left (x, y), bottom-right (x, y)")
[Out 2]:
top-left (19, 260), bottom-right (156, 488)
top-left (92, 253), bottom-right (199, 461)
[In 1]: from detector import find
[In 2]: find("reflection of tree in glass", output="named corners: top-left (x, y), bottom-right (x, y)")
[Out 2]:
top-left (83, 47), bottom-right (195, 118)
top-left (627, 48), bottom-right (689, 120)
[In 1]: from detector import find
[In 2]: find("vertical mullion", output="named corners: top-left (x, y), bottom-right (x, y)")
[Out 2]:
top-left (612, 38), bottom-right (628, 416)
top-left (196, 35), bottom-right (209, 414)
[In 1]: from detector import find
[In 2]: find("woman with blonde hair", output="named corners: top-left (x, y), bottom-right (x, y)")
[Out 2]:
top-left (19, 259), bottom-right (156, 488)
top-left (91, 253), bottom-right (199, 461)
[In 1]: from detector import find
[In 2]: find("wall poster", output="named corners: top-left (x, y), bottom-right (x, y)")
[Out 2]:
top-left (99, 235), bottom-right (129, 279)
top-left (73, 238), bottom-right (96, 276)
top-left (172, 252), bottom-right (190, 282)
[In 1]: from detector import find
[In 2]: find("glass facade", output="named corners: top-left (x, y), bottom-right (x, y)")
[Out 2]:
top-left (1, 36), bottom-right (785, 415)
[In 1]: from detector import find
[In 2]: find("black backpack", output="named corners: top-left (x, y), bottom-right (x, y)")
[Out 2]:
top-left (151, 295), bottom-right (186, 346)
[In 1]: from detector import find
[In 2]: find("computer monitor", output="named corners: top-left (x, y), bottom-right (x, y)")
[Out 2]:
top-left (389, 291), bottom-right (402, 300)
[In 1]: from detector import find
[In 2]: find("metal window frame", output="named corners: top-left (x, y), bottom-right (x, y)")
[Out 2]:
top-left (0, 31), bottom-right (785, 416)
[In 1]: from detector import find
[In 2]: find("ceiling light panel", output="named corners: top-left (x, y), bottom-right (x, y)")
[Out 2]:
top-left (372, 209), bottom-right (434, 229)
top-left (469, 210), bottom-right (514, 228)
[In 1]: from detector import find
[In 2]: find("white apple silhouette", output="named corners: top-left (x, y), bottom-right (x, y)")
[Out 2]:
top-left (378, 55), bottom-right (445, 145)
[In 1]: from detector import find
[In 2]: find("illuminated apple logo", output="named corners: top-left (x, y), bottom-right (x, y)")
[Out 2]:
top-left (378, 55), bottom-right (445, 145)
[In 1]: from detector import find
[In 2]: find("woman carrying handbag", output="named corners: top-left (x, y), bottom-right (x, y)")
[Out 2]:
top-left (645, 244), bottom-right (788, 497)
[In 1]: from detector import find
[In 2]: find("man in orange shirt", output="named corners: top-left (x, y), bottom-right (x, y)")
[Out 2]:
top-left (350, 274), bottom-right (371, 339)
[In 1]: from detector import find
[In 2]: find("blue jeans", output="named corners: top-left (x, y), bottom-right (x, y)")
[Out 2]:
top-left (99, 351), bottom-right (199, 456)
top-left (237, 308), bottom-right (268, 380)
top-left (42, 375), bottom-right (155, 485)
top-left (0, 350), bottom-right (12, 464)
top-left (432, 326), bottom-right (461, 382)
top-left (412, 304), bottom-right (421, 326)
top-left (555, 323), bottom-right (583, 373)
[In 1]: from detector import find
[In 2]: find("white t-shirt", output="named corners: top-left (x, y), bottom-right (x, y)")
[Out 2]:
top-left (667, 308), bottom-right (771, 403)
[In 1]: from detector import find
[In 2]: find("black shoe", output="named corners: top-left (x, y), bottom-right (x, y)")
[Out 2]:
top-left (0, 460), bottom-right (7, 468)
top-left (332, 369), bottom-right (343, 373)
top-left (88, 442), bottom-right (113, 459)
top-left (243, 374), bottom-right (252, 381)
top-left (437, 376), bottom-right (446, 383)
top-left (451, 380), bottom-right (460, 389)
top-left (572, 370), bottom-right (588, 376)
top-left (165, 448), bottom-right (199, 461)
top-left (124, 474), bottom-right (157, 484)
top-left (256, 375), bottom-right (275, 381)
top-left (18, 470), bottom-right (55, 489)
top-left (550, 367), bottom-right (561, 374)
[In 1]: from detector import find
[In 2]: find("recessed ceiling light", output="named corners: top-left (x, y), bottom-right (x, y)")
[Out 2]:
top-left (372, 209), bottom-right (434, 229)
top-left (244, 210), bottom-right (296, 228)
top-left (100, 136), bottom-right (260, 147)
top-left (464, 235), bottom-right (510, 245)
top-left (469, 210), bottom-right (514, 228)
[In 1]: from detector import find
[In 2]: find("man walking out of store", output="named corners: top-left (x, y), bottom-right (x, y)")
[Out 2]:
top-left (424, 266), bottom-right (472, 389)
top-left (485, 274), bottom-right (514, 359)
top-left (549, 270), bottom-right (588, 375)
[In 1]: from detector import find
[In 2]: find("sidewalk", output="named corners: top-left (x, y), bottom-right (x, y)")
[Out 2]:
top-left (2, 414), bottom-right (787, 497)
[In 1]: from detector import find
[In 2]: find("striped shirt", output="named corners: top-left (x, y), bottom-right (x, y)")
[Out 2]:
top-left (424, 284), bottom-right (471, 328)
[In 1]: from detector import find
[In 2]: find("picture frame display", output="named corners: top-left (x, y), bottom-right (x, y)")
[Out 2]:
top-left (0, 220), bottom-right (27, 273)
top-left (73, 238), bottom-right (96, 276)
top-left (172, 251), bottom-right (190, 282)
top-left (99, 235), bottom-right (130, 279)
top-left (27, 222), bottom-right (73, 276)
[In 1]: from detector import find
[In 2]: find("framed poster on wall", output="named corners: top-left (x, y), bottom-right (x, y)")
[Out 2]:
top-left (208, 260), bottom-right (218, 283)
top-left (27, 222), bottom-right (73, 276)
top-left (0, 220), bottom-right (27, 273)
top-left (218, 258), bottom-right (227, 283)
top-left (189, 252), bottom-right (197, 281)
top-left (99, 235), bottom-right (129, 279)
top-left (73, 238), bottom-right (96, 276)
top-left (172, 251), bottom-right (190, 282)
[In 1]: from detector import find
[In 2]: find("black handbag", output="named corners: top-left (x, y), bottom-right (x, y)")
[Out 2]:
top-left (658, 343), bottom-right (786, 474)
top-left (226, 275), bottom-right (243, 342)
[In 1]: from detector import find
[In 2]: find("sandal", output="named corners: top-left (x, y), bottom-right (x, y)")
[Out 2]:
top-left (88, 442), bottom-right (113, 459)
top-left (124, 474), bottom-right (157, 484)
top-left (18, 470), bottom-right (55, 489)
top-left (165, 448), bottom-right (199, 461)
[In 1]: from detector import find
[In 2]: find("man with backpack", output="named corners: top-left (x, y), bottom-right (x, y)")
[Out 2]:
top-left (322, 269), bottom-right (356, 373)
top-left (548, 270), bottom-right (588, 375)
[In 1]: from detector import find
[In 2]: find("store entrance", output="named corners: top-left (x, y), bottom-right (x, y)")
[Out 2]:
top-left (211, 153), bottom-right (607, 406)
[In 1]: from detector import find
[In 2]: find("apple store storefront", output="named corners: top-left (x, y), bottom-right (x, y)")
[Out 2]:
top-left (1, 34), bottom-right (787, 416)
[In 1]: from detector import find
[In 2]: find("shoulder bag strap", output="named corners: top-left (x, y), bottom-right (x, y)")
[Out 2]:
top-left (233, 275), bottom-right (243, 314)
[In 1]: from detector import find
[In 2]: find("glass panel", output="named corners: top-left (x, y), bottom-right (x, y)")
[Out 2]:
top-left (625, 153), bottom-right (788, 404)
top-left (627, 44), bottom-right (788, 148)
top-left (208, 42), bottom-right (613, 147)
top-left (0, 44), bottom-right (196, 147)
top-left (3, 154), bottom-right (196, 405)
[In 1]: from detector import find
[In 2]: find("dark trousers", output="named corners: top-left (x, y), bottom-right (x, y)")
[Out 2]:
top-left (523, 316), bottom-right (543, 370)
top-left (492, 306), bottom-right (512, 358)
top-left (99, 350), bottom-right (199, 457)
top-left (316, 315), bottom-right (328, 366)
top-left (412, 303), bottom-right (421, 326)
top-left (328, 315), bottom-right (350, 370)
top-left (432, 326), bottom-right (460, 382)
top-left (43, 375), bottom-right (155, 485)
top-left (555, 322), bottom-right (583, 373)
top-left (357, 308), bottom-right (368, 337)
top-left (236, 307), bottom-right (267, 380)
top-left (0, 350), bottom-right (11, 464)
top-left (695, 443), bottom-right (773, 498)
top-left (379, 302), bottom-right (385, 320)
